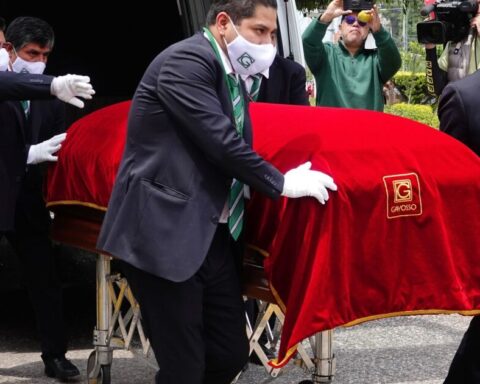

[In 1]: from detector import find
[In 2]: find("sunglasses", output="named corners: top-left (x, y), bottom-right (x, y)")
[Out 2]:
top-left (344, 15), bottom-right (368, 27)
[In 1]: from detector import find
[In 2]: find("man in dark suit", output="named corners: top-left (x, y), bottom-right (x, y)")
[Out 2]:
top-left (438, 70), bottom-right (480, 157)
top-left (255, 54), bottom-right (310, 105)
top-left (0, 16), bottom-right (93, 380)
top-left (0, 70), bottom-right (93, 233)
top-left (2, 17), bottom-right (93, 233)
top-left (97, 1), bottom-right (337, 383)
top-left (438, 70), bottom-right (480, 384)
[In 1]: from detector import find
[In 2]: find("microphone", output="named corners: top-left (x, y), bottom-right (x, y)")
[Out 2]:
top-left (420, 4), bottom-right (436, 16)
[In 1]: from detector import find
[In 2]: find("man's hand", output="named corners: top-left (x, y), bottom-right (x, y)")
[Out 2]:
top-left (50, 74), bottom-right (95, 108)
top-left (368, 5), bottom-right (382, 33)
top-left (281, 161), bottom-right (338, 204)
top-left (320, 0), bottom-right (350, 24)
top-left (27, 133), bottom-right (67, 164)
top-left (471, 13), bottom-right (480, 31)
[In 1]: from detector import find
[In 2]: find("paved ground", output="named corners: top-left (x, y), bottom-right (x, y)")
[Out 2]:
top-left (0, 286), bottom-right (471, 384)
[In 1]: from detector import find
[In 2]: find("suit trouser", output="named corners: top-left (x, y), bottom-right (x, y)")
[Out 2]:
top-left (5, 198), bottom-right (67, 359)
top-left (121, 224), bottom-right (249, 384)
top-left (443, 315), bottom-right (480, 384)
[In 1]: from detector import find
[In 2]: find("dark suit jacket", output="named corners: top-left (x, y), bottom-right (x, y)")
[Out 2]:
top-left (258, 55), bottom-right (309, 106)
top-left (0, 72), bottom-right (55, 231)
top-left (438, 70), bottom-right (480, 156)
top-left (97, 32), bottom-right (284, 282)
top-left (14, 99), bottom-right (65, 234)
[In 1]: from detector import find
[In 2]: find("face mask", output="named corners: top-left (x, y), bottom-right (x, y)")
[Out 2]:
top-left (225, 18), bottom-right (276, 76)
top-left (0, 48), bottom-right (9, 72)
top-left (12, 55), bottom-right (46, 74)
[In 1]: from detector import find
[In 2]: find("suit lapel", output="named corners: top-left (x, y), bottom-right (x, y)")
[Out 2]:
top-left (259, 58), bottom-right (278, 103)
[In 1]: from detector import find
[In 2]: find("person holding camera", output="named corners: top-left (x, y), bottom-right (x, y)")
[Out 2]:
top-left (424, 1), bottom-right (480, 96)
top-left (302, 0), bottom-right (401, 111)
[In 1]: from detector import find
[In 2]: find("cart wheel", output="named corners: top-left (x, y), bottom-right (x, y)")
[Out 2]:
top-left (87, 351), bottom-right (111, 384)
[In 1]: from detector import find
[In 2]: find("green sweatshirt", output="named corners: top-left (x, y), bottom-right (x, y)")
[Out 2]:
top-left (302, 20), bottom-right (402, 111)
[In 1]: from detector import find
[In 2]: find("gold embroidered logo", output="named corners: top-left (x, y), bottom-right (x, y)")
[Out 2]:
top-left (383, 173), bottom-right (422, 219)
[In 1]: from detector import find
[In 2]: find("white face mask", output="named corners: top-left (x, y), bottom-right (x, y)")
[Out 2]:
top-left (225, 18), bottom-right (276, 76)
top-left (0, 48), bottom-right (10, 72)
top-left (12, 55), bottom-right (46, 74)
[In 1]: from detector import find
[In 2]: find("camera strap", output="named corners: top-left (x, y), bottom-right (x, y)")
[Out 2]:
top-left (453, 42), bottom-right (462, 55)
top-left (446, 30), bottom-right (474, 81)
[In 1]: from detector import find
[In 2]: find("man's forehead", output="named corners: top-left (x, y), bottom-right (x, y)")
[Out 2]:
top-left (19, 43), bottom-right (51, 53)
top-left (245, 19), bottom-right (277, 30)
top-left (240, 7), bottom-right (277, 29)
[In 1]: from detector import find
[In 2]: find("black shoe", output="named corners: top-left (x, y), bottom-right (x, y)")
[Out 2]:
top-left (43, 357), bottom-right (80, 380)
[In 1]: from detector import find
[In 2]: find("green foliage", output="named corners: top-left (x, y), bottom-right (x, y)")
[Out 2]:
top-left (400, 41), bottom-right (426, 72)
top-left (384, 102), bottom-right (439, 128)
top-left (393, 71), bottom-right (435, 105)
top-left (297, 0), bottom-right (324, 10)
top-left (296, 0), bottom-right (424, 10)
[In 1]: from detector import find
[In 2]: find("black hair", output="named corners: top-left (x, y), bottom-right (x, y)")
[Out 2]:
top-left (5, 16), bottom-right (54, 50)
top-left (205, 0), bottom-right (277, 26)
top-left (0, 17), bottom-right (6, 32)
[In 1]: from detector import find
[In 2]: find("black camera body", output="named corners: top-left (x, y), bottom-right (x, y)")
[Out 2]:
top-left (343, 0), bottom-right (374, 11)
top-left (417, 0), bottom-right (478, 44)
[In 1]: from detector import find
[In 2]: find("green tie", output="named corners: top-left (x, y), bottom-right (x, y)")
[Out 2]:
top-left (21, 100), bottom-right (30, 117)
top-left (227, 74), bottom-right (245, 240)
top-left (249, 74), bottom-right (262, 101)
top-left (227, 74), bottom-right (244, 133)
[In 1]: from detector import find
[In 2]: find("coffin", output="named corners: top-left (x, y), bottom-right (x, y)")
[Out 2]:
top-left (46, 101), bottom-right (480, 366)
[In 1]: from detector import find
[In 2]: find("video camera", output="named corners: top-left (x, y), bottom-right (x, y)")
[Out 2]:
top-left (343, 0), bottom-right (374, 11)
top-left (417, 0), bottom-right (478, 44)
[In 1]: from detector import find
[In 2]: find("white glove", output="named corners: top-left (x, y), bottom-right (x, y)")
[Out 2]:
top-left (27, 133), bottom-right (67, 165)
top-left (50, 74), bottom-right (95, 108)
top-left (281, 161), bottom-right (337, 204)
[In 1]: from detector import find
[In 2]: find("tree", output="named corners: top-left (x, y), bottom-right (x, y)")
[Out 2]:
top-left (296, 0), bottom-right (424, 13)
top-left (296, 0), bottom-right (325, 10)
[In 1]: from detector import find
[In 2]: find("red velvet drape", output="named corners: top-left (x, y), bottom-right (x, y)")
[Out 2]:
top-left (46, 101), bottom-right (480, 367)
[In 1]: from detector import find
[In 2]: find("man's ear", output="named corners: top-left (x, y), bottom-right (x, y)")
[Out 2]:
top-left (4, 42), bottom-right (13, 52)
top-left (6, 44), bottom-right (16, 60)
top-left (216, 12), bottom-right (230, 36)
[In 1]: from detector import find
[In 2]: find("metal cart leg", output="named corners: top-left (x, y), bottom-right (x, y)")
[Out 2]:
top-left (315, 330), bottom-right (336, 383)
top-left (300, 330), bottom-right (335, 384)
top-left (86, 253), bottom-right (113, 384)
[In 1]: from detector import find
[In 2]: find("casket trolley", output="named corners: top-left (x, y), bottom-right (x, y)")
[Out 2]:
top-left (49, 204), bottom-right (335, 384)
top-left (46, 101), bottom-right (480, 384)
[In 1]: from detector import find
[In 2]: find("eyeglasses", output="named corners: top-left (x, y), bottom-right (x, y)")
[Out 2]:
top-left (344, 15), bottom-right (368, 27)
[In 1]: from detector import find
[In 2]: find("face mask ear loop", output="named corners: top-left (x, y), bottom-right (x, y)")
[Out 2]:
top-left (226, 15), bottom-right (240, 37)
top-left (224, 15), bottom-right (240, 72)
top-left (11, 46), bottom-right (18, 66)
